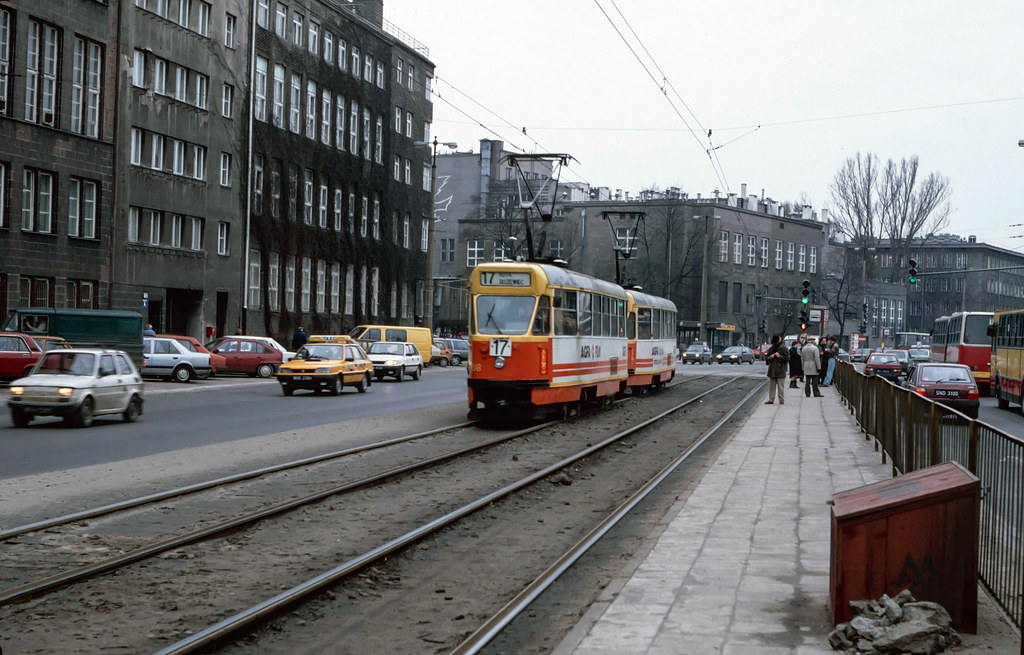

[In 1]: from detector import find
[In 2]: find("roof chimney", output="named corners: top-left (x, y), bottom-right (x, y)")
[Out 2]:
top-left (968, 235), bottom-right (977, 243)
top-left (740, 183), bottom-right (747, 198)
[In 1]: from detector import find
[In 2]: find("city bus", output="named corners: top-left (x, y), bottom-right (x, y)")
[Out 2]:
top-left (930, 311), bottom-right (993, 394)
top-left (893, 331), bottom-right (931, 349)
top-left (990, 308), bottom-right (1024, 413)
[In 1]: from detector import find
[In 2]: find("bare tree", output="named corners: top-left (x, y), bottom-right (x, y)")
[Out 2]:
top-left (879, 156), bottom-right (952, 279)
top-left (829, 152), bottom-right (881, 248)
top-left (821, 246), bottom-right (860, 345)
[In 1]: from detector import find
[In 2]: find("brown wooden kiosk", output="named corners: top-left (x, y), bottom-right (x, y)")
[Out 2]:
top-left (830, 461), bottom-right (980, 632)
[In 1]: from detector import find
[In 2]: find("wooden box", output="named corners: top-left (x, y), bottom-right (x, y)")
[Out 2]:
top-left (830, 461), bottom-right (979, 632)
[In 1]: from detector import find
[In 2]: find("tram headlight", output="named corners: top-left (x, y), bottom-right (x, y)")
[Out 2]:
top-left (493, 356), bottom-right (506, 369)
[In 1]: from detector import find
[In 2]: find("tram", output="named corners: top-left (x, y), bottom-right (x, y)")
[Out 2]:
top-left (466, 261), bottom-right (675, 419)
top-left (893, 331), bottom-right (931, 349)
top-left (930, 311), bottom-right (993, 394)
top-left (990, 307), bottom-right (1024, 413)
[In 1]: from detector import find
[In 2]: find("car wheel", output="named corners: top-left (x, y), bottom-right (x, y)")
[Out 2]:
top-left (330, 375), bottom-right (343, 396)
top-left (173, 365), bottom-right (193, 383)
top-left (281, 385), bottom-right (294, 396)
top-left (75, 397), bottom-right (95, 428)
top-left (412, 365), bottom-right (421, 380)
top-left (356, 373), bottom-right (369, 393)
top-left (256, 363), bottom-right (275, 378)
top-left (122, 395), bottom-right (142, 423)
top-left (451, 354), bottom-right (462, 366)
top-left (11, 407), bottom-right (31, 428)
top-left (438, 357), bottom-right (449, 368)
top-left (396, 367), bottom-right (404, 382)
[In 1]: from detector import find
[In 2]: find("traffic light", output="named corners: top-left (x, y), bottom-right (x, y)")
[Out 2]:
top-left (859, 321), bottom-right (867, 333)
top-left (801, 279), bottom-right (811, 305)
top-left (800, 308), bottom-right (809, 331)
top-left (760, 318), bottom-right (767, 334)
top-left (908, 259), bottom-right (918, 285)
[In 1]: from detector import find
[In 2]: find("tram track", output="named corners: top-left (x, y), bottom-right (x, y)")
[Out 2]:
top-left (0, 373), bottom-right (742, 654)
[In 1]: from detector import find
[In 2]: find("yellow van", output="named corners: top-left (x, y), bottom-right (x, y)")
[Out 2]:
top-left (349, 325), bottom-right (433, 363)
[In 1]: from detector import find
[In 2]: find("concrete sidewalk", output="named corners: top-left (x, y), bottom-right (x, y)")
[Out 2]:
top-left (555, 382), bottom-right (1020, 654)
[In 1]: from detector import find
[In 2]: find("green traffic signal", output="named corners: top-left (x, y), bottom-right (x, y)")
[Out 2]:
top-left (801, 296), bottom-right (809, 305)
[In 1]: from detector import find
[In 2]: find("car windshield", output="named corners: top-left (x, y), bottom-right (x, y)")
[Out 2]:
top-left (869, 355), bottom-right (898, 364)
top-left (475, 296), bottom-right (535, 335)
top-left (298, 344), bottom-right (344, 360)
top-left (884, 350), bottom-right (908, 361)
top-left (920, 366), bottom-right (973, 383)
top-left (34, 352), bottom-right (96, 376)
top-left (686, 346), bottom-right (704, 352)
top-left (369, 342), bottom-right (404, 355)
top-left (909, 348), bottom-right (930, 358)
top-left (723, 347), bottom-right (742, 353)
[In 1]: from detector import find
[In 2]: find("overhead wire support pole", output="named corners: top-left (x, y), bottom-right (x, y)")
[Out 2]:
top-left (505, 153), bottom-right (576, 262)
top-left (601, 211), bottom-right (645, 286)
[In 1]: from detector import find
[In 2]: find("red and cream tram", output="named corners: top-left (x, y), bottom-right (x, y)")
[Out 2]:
top-left (467, 262), bottom-right (676, 419)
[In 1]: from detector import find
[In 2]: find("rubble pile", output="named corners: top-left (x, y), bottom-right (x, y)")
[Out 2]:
top-left (829, 589), bottom-right (962, 654)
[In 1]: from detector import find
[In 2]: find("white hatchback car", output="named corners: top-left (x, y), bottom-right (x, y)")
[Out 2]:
top-left (8, 349), bottom-right (145, 428)
top-left (366, 341), bottom-right (423, 381)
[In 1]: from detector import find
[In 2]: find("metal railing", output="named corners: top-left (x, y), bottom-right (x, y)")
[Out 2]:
top-left (834, 362), bottom-right (1023, 651)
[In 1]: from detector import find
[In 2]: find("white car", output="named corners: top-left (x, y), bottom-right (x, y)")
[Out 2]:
top-left (366, 341), bottom-right (423, 381)
top-left (242, 335), bottom-right (296, 362)
top-left (142, 337), bottom-right (212, 383)
top-left (8, 349), bottom-right (145, 428)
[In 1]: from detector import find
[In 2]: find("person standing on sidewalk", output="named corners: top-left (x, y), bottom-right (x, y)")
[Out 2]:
top-left (788, 339), bottom-right (803, 388)
top-left (765, 334), bottom-right (790, 404)
top-left (802, 340), bottom-right (823, 397)
top-left (821, 336), bottom-right (839, 386)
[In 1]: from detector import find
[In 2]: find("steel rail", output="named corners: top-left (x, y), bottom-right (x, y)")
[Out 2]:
top-left (450, 380), bottom-right (767, 655)
top-left (150, 376), bottom-right (743, 655)
top-left (0, 421), bottom-right (475, 542)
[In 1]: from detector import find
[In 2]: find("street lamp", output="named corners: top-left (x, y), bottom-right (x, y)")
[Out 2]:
top-left (413, 137), bottom-right (457, 332)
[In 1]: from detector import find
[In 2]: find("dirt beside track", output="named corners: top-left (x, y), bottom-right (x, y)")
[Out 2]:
top-left (0, 375), bottom-right (760, 654)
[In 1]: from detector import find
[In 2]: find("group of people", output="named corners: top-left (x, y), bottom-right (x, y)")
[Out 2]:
top-left (763, 334), bottom-right (840, 405)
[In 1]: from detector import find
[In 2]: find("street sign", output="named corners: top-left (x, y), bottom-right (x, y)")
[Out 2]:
top-left (716, 324), bottom-right (737, 331)
top-left (809, 309), bottom-right (822, 322)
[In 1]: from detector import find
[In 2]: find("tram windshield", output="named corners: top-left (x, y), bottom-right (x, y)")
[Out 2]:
top-left (963, 315), bottom-right (991, 345)
top-left (475, 296), bottom-right (536, 335)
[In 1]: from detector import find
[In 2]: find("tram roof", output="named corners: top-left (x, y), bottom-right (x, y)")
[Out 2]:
top-left (474, 262), bottom-right (628, 298)
top-left (627, 289), bottom-right (677, 312)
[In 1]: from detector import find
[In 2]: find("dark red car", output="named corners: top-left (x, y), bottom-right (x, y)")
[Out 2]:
top-left (864, 352), bottom-right (902, 382)
top-left (0, 332), bottom-right (43, 382)
top-left (207, 337), bottom-right (283, 377)
top-left (904, 363), bottom-right (980, 419)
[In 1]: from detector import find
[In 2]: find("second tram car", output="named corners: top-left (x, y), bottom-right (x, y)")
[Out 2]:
top-left (931, 311), bottom-right (993, 394)
top-left (990, 308), bottom-right (1024, 413)
top-left (467, 262), bottom-right (676, 419)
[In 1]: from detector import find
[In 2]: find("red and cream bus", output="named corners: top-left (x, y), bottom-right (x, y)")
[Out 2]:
top-left (930, 311), bottom-right (993, 394)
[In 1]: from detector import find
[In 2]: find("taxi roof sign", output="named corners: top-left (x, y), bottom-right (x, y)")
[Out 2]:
top-left (308, 335), bottom-right (354, 343)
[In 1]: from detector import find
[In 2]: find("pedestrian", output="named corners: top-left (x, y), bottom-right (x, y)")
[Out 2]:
top-left (822, 336), bottom-right (840, 386)
top-left (143, 323), bottom-right (156, 336)
top-left (291, 326), bottom-right (308, 350)
top-left (764, 334), bottom-right (790, 405)
top-left (802, 339), bottom-right (823, 397)
top-left (788, 339), bottom-right (803, 388)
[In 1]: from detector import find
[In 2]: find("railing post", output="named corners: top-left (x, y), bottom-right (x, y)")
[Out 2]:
top-left (967, 419), bottom-right (978, 476)
top-left (929, 403), bottom-right (941, 467)
top-left (902, 389), bottom-right (913, 475)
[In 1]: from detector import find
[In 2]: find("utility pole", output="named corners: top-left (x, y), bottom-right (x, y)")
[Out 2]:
top-left (698, 214), bottom-right (712, 344)
top-left (413, 137), bottom-right (457, 332)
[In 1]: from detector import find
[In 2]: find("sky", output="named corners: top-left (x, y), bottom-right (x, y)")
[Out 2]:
top-left (383, 0), bottom-right (1024, 253)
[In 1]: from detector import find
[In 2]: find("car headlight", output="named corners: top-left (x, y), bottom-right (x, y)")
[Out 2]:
top-left (314, 368), bottom-right (331, 374)
top-left (385, 359), bottom-right (398, 366)
top-left (10, 386), bottom-right (23, 395)
top-left (494, 356), bottom-right (506, 369)
top-left (730, 355), bottom-right (737, 359)
top-left (59, 387), bottom-right (74, 397)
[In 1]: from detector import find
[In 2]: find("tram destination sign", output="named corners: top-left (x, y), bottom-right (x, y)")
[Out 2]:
top-left (480, 271), bottom-right (531, 287)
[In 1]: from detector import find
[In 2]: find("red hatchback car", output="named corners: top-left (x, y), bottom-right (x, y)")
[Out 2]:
top-left (0, 332), bottom-right (43, 382)
top-left (864, 352), bottom-right (903, 382)
top-left (207, 337), bottom-right (282, 377)
top-left (155, 334), bottom-right (226, 378)
top-left (904, 363), bottom-right (980, 419)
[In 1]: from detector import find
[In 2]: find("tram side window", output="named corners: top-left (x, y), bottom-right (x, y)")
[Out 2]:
top-left (553, 289), bottom-right (577, 336)
top-left (532, 295), bottom-right (551, 335)
top-left (638, 308), bottom-right (652, 340)
top-left (627, 311), bottom-right (636, 340)
top-left (578, 292), bottom-right (592, 336)
top-left (599, 295), bottom-right (611, 336)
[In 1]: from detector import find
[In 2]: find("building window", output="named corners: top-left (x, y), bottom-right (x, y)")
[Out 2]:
top-left (222, 83), bottom-right (233, 118)
top-left (394, 106), bottom-right (402, 133)
top-left (421, 218), bottom-right (429, 251)
top-left (786, 242), bottom-right (795, 271)
top-left (190, 217), bottom-right (203, 250)
top-left (345, 265), bottom-right (354, 315)
top-left (272, 65), bottom-right (284, 127)
top-left (405, 111), bottom-right (412, 137)
top-left (333, 189), bottom-right (342, 230)
top-left (440, 238), bottom-right (455, 263)
top-left (747, 235), bottom-right (756, 266)
top-left (349, 100), bottom-right (358, 152)
top-left (132, 50), bottom-right (145, 88)
top-left (129, 207), bottom-right (140, 242)
top-left (809, 246), bottom-right (817, 274)
top-left (68, 178), bottom-right (97, 239)
top-left (154, 58), bottom-right (167, 94)
top-left (335, 96), bottom-right (345, 150)
top-left (404, 159), bottom-right (411, 185)
top-left (71, 38), bottom-right (102, 138)
top-left (300, 256), bottom-right (311, 312)
top-left (733, 233), bottom-right (742, 264)
top-left (718, 231), bottom-right (728, 263)
top-left (194, 74), bottom-right (208, 110)
top-left (371, 267), bottom-right (379, 316)
top-left (347, 191), bottom-right (355, 233)
top-left (363, 54), bottom-right (373, 82)
top-left (0, 162), bottom-right (7, 228)
top-left (285, 258), bottom-right (295, 312)
top-left (178, 0), bottom-right (191, 28)
top-left (798, 244), bottom-right (806, 272)
top-left (760, 237), bottom-right (769, 268)
top-left (67, 280), bottom-right (95, 309)
top-left (192, 145), bottom-right (206, 179)
top-left (372, 197), bottom-right (380, 239)
top-left (270, 164), bottom-right (281, 218)
top-left (403, 213), bottom-right (410, 248)
top-left (217, 221), bottom-right (229, 255)
top-left (422, 164), bottom-right (431, 192)
top-left (21, 169), bottom-right (53, 233)
top-left (396, 58), bottom-right (403, 84)
top-left (291, 12), bottom-right (303, 47)
top-left (303, 169), bottom-right (313, 224)
top-left (174, 65), bottom-right (187, 102)
top-left (131, 128), bottom-right (143, 165)
top-left (305, 80), bottom-right (316, 139)
top-left (362, 108), bottom-right (370, 159)
top-left (316, 260), bottom-right (326, 312)
top-left (257, 0), bottom-right (269, 29)
top-left (359, 194), bottom-right (368, 236)
top-left (425, 75), bottom-right (432, 100)
top-left (254, 56), bottom-right (267, 121)
top-left (26, 20), bottom-right (59, 126)
top-left (318, 184), bottom-right (327, 228)
top-left (393, 155), bottom-right (401, 181)
top-left (319, 90), bottom-right (331, 144)
top-left (337, 39), bottom-right (347, 72)
top-left (374, 117), bottom-right (383, 163)
top-left (324, 32), bottom-right (333, 63)
top-left (775, 241), bottom-right (783, 270)
top-left (307, 20), bottom-right (318, 55)
top-left (219, 152), bottom-right (232, 186)
top-left (956, 252), bottom-right (967, 269)
top-left (407, 64), bottom-right (414, 90)
top-left (148, 210), bottom-right (162, 246)
top-left (197, 2), bottom-right (210, 36)
top-left (171, 214), bottom-right (183, 248)
top-left (253, 153), bottom-right (264, 213)
top-left (248, 249), bottom-right (261, 309)
top-left (274, 2), bottom-right (287, 38)
top-left (289, 73), bottom-right (301, 133)
top-left (268, 253), bottom-right (280, 310)
top-left (0, 9), bottom-right (11, 114)
top-left (376, 61), bottom-right (384, 88)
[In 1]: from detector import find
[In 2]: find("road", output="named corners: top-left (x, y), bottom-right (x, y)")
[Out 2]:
top-left (0, 366), bottom-right (469, 479)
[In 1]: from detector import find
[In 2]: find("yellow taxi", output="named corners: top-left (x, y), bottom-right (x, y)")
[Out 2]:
top-left (276, 335), bottom-right (373, 396)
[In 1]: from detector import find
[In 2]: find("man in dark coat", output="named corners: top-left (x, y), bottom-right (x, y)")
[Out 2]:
top-left (765, 334), bottom-right (790, 404)
top-left (291, 326), bottom-right (308, 351)
top-left (788, 339), bottom-right (803, 388)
